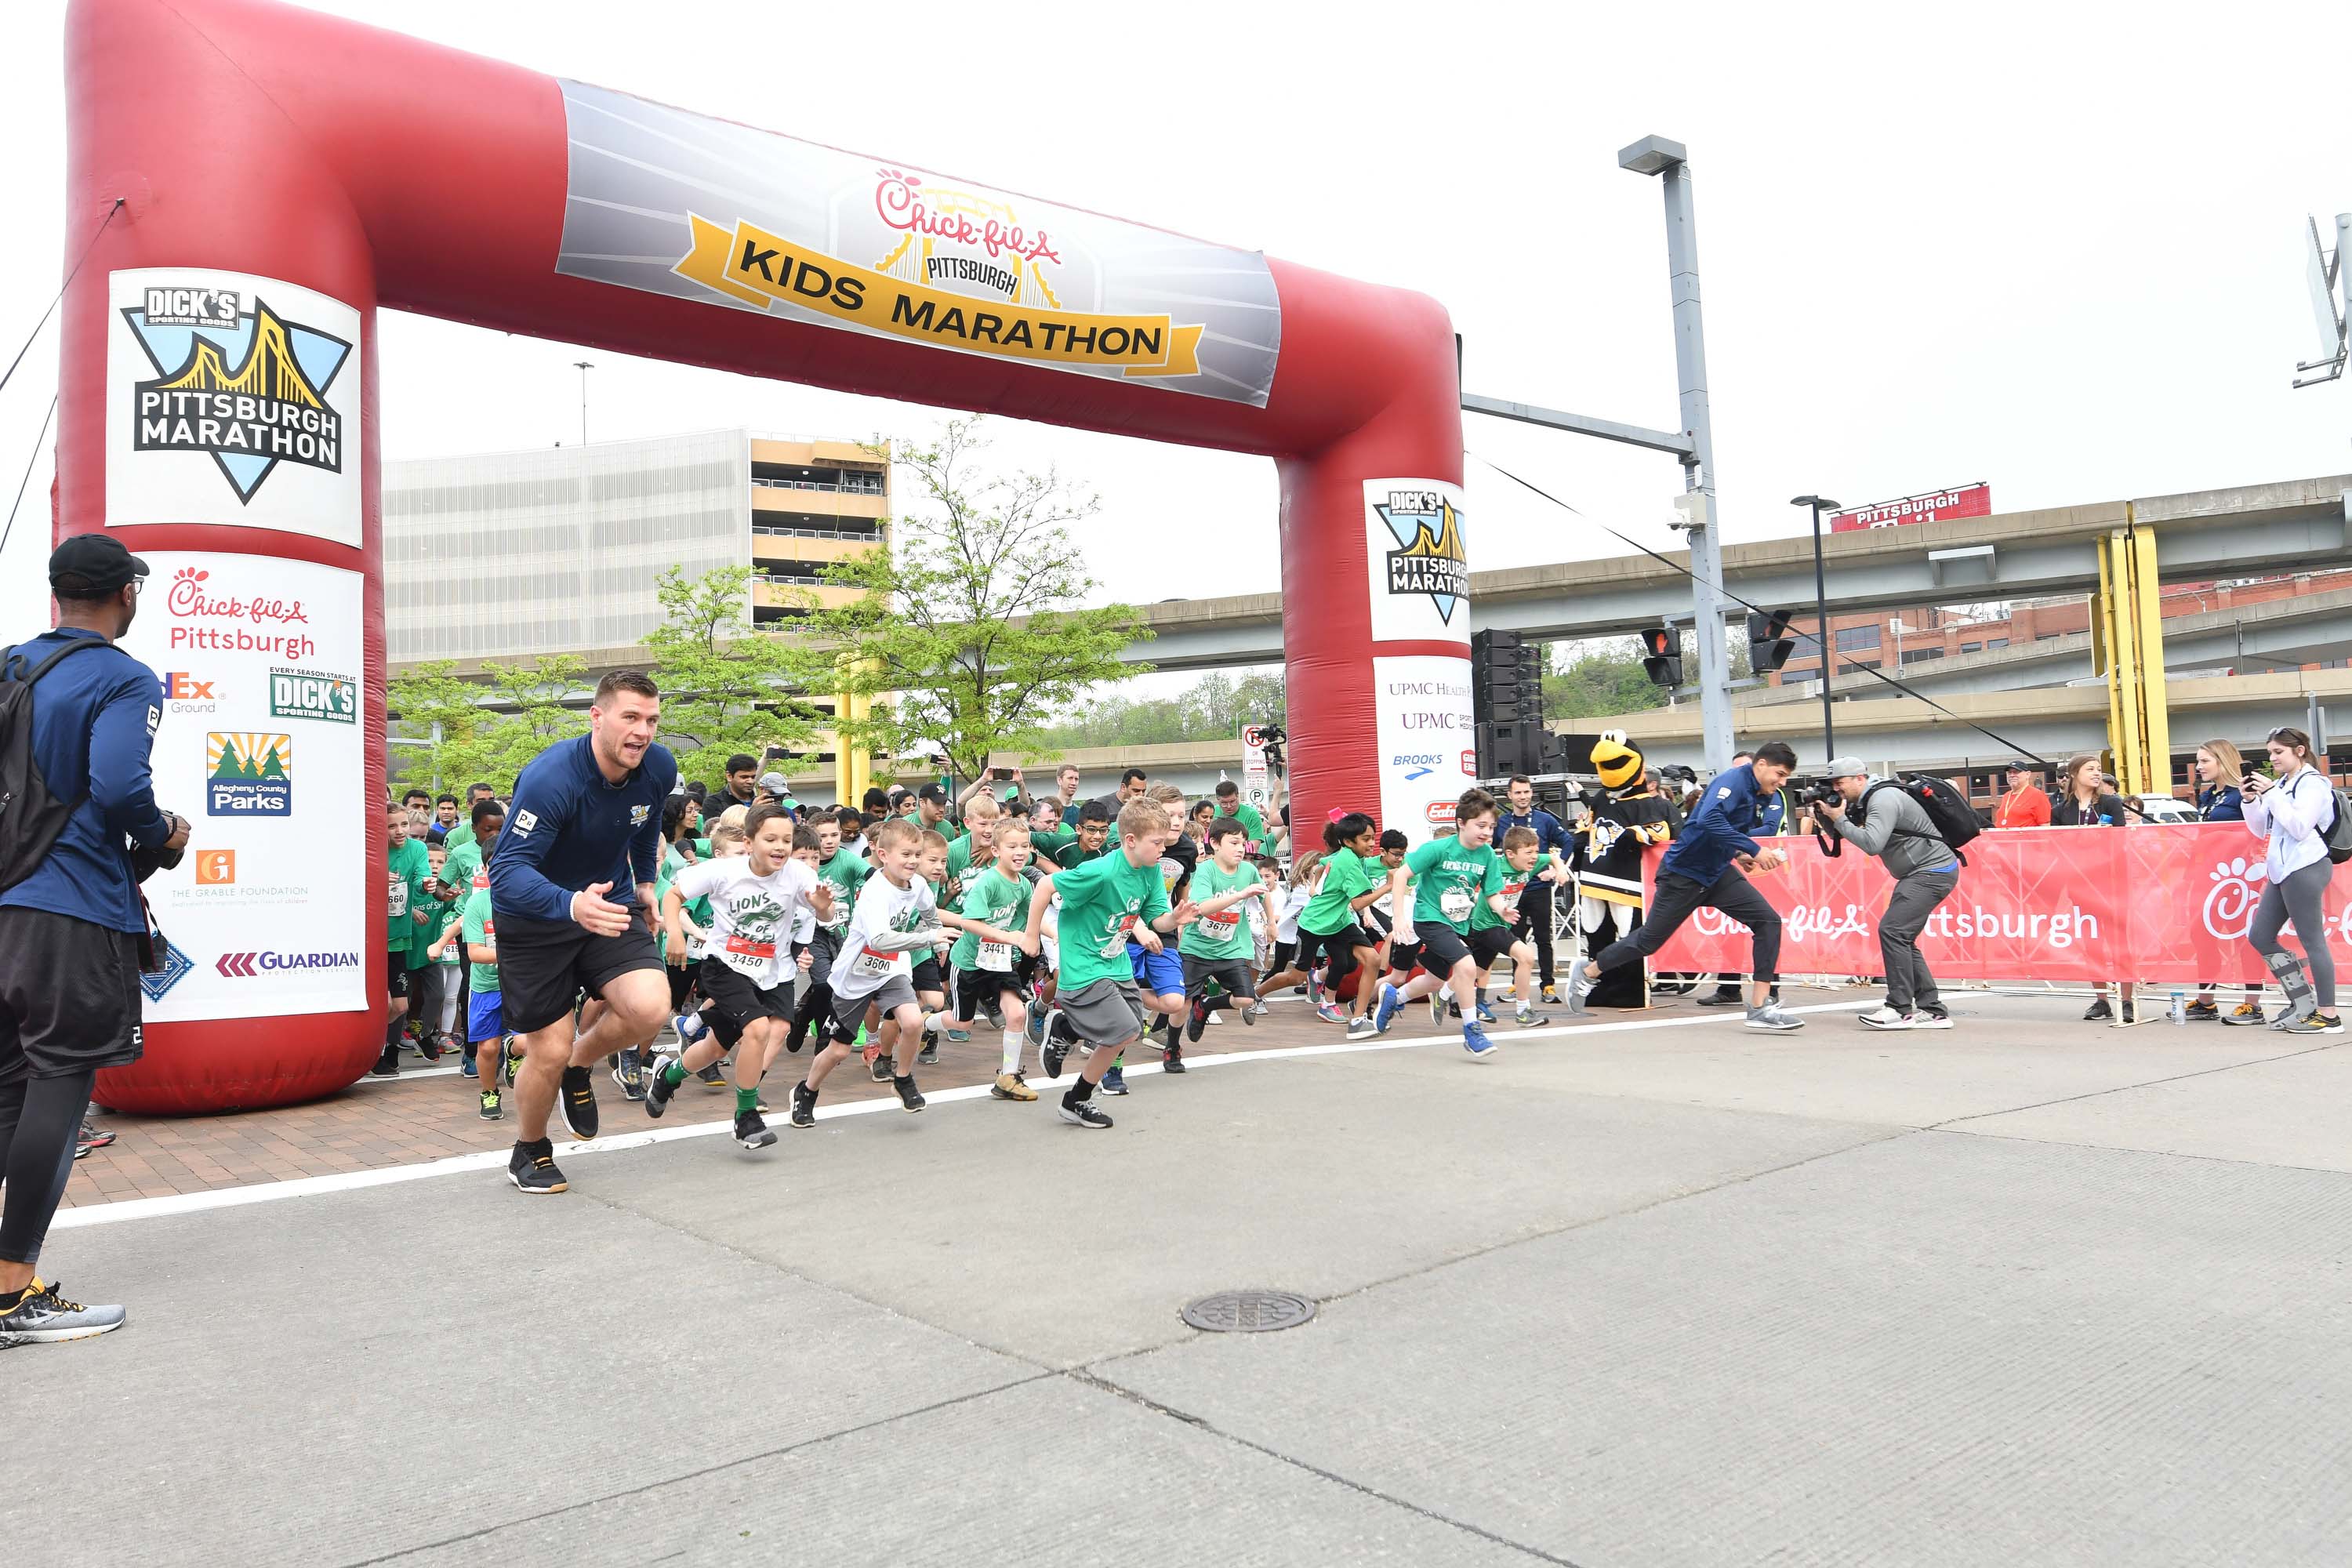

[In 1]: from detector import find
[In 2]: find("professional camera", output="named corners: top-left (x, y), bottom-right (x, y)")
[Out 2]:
top-left (1258, 723), bottom-right (1287, 775)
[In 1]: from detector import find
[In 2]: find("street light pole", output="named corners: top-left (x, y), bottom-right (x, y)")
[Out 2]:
top-left (1620, 136), bottom-right (1734, 771)
top-left (573, 360), bottom-right (593, 447)
top-left (1791, 495), bottom-right (1840, 761)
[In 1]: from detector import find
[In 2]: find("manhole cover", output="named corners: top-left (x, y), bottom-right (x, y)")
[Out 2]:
top-left (1181, 1290), bottom-right (1317, 1333)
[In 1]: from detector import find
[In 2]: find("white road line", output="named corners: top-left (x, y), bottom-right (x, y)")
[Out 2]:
top-left (56, 1000), bottom-right (1875, 1232)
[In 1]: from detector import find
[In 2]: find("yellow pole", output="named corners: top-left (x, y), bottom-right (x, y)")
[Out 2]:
top-left (2125, 506), bottom-right (2170, 795)
top-left (2094, 532), bottom-right (2136, 789)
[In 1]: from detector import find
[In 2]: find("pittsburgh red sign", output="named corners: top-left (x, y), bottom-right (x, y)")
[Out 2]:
top-left (1828, 483), bottom-right (1991, 533)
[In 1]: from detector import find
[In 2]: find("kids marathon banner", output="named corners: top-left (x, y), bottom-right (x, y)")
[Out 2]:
top-left (114, 552), bottom-right (368, 1022)
top-left (554, 80), bottom-right (1283, 408)
top-left (1644, 825), bottom-right (2345, 985)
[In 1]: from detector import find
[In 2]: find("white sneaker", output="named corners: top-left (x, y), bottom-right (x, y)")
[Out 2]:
top-left (1859, 1005), bottom-right (1911, 1030)
top-left (1744, 1004), bottom-right (1806, 1032)
top-left (1205, 1011), bottom-right (1225, 1025)
top-left (1907, 1009), bottom-right (1953, 1030)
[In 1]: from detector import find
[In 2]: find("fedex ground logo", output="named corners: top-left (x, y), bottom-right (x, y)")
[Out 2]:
top-left (270, 666), bottom-right (356, 724)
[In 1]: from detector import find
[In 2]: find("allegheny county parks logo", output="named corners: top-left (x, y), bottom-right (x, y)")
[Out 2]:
top-left (270, 666), bottom-right (357, 725)
top-left (205, 731), bottom-right (293, 817)
top-left (121, 286), bottom-right (351, 506)
top-left (139, 936), bottom-right (194, 1004)
top-left (1374, 490), bottom-right (1469, 624)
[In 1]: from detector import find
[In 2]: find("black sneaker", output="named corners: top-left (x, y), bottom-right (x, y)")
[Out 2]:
top-left (644, 1056), bottom-right (681, 1120)
top-left (893, 1073), bottom-right (927, 1112)
top-left (979, 996), bottom-right (1005, 1029)
top-left (869, 1051), bottom-right (893, 1083)
top-left (789, 1081), bottom-right (818, 1129)
top-left (1101, 1064), bottom-right (1129, 1096)
top-left (502, 1037), bottom-right (523, 1086)
top-left (371, 1045), bottom-right (400, 1078)
top-left (507, 1139), bottom-right (568, 1194)
top-left (416, 1033), bottom-right (443, 1063)
top-left (696, 1062), bottom-right (728, 1089)
top-left (917, 1041), bottom-right (940, 1066)
top-left (1163, 1043), bottom-right (1188, 1074)
top-left (2083, 997), bottom-right (2113, 1022)
top-left (1185, 997), bottom-right (1208, 1044)
top-left (1695, 987), bottom-right (1745, 1007)
top-left (614, 1049), bottom-right (647, 1102)
top-left (557, 1065), bottom-right (599, 1142)
top-left (0, 1279), bottom-right (126, 1347)
top-left (478, 1089), bottom-right (503, 1121)
top-left (1058, 1091), bottom-right (1112, 1130)
top-left (733, 1109), bottom-right (777, 1149)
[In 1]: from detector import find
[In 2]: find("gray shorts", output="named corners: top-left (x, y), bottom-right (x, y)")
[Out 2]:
top-left (827, 973), bottom-right (919, 1044)
top-left (1056, 977), bottom-right (1149, 1048)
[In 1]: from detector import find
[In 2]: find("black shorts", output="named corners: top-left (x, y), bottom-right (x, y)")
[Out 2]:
top-left (953, 962), bottom-right (1026, 1022)
top-left (911, 955), bottom-right (945, 996)
top-left (697, 956), bottom-right (795, 1047)
top-left (1181, 954), bottom-right (1256, 1000)
top-left (495, 913), bottom-right (665, 1036)
top-left (0, 906), bottom-right (147, 1083)
top-left (1270, 939), bottom-right (1297, 975)
top-left (1294, 924), bottom-right (1371, 975)
top-left (387, 960), bottom-right (412, 1000)
top-left (1392, 924), bottom-right (1472, 976)
top-left (1469, 925), bottom-right (1519, 968)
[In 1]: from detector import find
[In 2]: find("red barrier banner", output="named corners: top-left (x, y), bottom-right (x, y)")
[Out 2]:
top-left (1642, 826), bottom-right (2337, 984)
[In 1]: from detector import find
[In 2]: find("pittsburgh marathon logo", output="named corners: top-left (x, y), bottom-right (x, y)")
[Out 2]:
top-left (122, 289), bottom-right (351, 506)
top-left (205, 731), bottom-right (293, 817)
top-left (1374, 491), bottom-right (1469, 625)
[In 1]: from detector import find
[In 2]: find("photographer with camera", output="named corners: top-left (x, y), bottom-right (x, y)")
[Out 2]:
top-left (0, 537), bottom-right (189, 1347)
top-left (1811, 757), bottom-right (1958, 1031)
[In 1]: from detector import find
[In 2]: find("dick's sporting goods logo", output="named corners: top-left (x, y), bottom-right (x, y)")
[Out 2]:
top-left (270, 666), bottom-right (356, 725)
top-left (122, 289), bottom-right (350, 506)
top-left (1374, 490), bottom-right (1468, 625)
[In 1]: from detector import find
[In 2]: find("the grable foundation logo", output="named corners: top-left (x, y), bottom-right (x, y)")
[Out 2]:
top-left (122, 288), bottom-right (351, 505)
top-left (1374, 490), bottom-right (1469, 624)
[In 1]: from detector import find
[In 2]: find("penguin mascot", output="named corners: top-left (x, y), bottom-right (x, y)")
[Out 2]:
top-left (1570, 731), bottom-right (1679, 1009)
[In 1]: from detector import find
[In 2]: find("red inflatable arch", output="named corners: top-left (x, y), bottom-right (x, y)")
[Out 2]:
top-left (59, 0), bottom-right (1467, 1113)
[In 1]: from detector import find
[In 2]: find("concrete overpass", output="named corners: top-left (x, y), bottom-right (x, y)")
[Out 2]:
top-left (1573, 667), bottom-right (2352, 777)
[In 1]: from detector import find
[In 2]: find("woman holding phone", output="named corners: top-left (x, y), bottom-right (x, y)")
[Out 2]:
top-left (2241, 727), bottom-right (2343, 1034)
top-left (2190, 739), bottom-right (2265, 1023)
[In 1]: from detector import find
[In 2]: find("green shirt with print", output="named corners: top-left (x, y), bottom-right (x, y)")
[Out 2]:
top-left (461, 886), bottom-right (500, 995)
top-left (1050, 850), bottom-right (1169, 992)
top-left (1300, 849), bottom-right (1375, 937)
top-left (1178, 857), bottom-right (1261, 960)
top-left (818, 848), bottom-right (869, 931)
top-left (1471, 852), bottom-right (1555, 932)
top-left (1408, 835), bottom-right (1499, 934)
top-left (1224, 801), bottom-right (1269, 848)
top-left (1054, 837), bottom-right (1109, 869)
top-left (387, 837), bottom-right (432, 961)
top-left (948, 866), bottom-right (1029, 974)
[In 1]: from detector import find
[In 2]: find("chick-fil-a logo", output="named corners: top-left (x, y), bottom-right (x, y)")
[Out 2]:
top-left (165, 566), bottom-right (308, 627)
top-left (2201, 856), bottom-right (2269, 941)
top-left (873, 168), bottom-right (1062, 267)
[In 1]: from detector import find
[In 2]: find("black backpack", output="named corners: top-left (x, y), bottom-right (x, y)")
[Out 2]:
top-left (1863, 775), bottom-right (1983, 864)
top-left (0, 638), bottom-right (105, 895)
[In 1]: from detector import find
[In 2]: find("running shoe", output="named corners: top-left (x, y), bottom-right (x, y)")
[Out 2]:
top-left (1101, 1064), bottom-right (1129, 1096)
top-left (1205, 1010), bottom-right (1225, 1025)
top-left (416, 1033), bottom-right (443, 1063)
top-left (507, 1138), bottom-right (568, 1194)
top-left (1474, 1003), bottom-right (1497, 1025)
top-left (1428, 991), bottom-right (1446, 1029)
top-left (1514, 1007), bottom-right (1550, 1029)
top-left (1695, 987), bottom-right (1745, 1008)
top-left (869, 1051), bottom-right (894, 1083)
top-left (1566, 967), bottom-right (1599, 1014)
top-left (1744, 1004), bottom-right (1805, 1032)
top-left (74, 1122), bottom-right (115, 1160)
top-left (696, 1062), bottom-right (728, 1088)
top-left (979, 996), bottom-right (1004, 1029)
top-left (644, 1055), bottom-right (681, 1120)
top-left (2183, 996), bottom-right (2221, 1022)
top-left (1058, 1093), bottom-right (1113, 1129)
top-left (1373, 982), bottom-right (1403, 1035)
top-left (1186, 996), bottom-right (1209, 1044)
top-left (503, 1036), bottom-right (523, 1087)
top-left (478, 1089), bottom-right (503, 1121)
top-left (1025, 1007), bottom-right (1048, 1050)
top-left (1163, 1043), bottom-right (1188, 1074)
top-left (789, 1081), bottom-right (817, 1129)
top-left (2083, 997), bottom-right (2114, 1022)
top-left (1540, 985), bottom-right (1562, 1005)
top-left (992, 1071), bottom-right (1038, 1102)
top-left (1240, 1000), bottom-right (1260, 1026)
top-left (460, 1053), bottom-right (478, 1080)
top-left (1314, 1000), bottom-right (1346, 1025)
top-left (917, 1042), bottom-right (940, 1067)
top-left (0, 1279), bottom-right (126, 1348)
top-left (1907, 1009), bottom-right (1954, 1030)
top-left (557, 1065), bottom-right (599, 1142)
top-left (733, 1109), bottom-right (778, 1149)
top-left (1858, 1005), bottom-right (1911, 1030)
top-left (2223, 1001), bottom-right (2267, 1026)
top-left (1461, 1022), bottom-right (1497, 1059)
top-left (673, 1011), bottom-right (710, 1046)
top-left (2285, 1011), bottom-right (2345, 1036)
top-left (1346, 1015), bottom-right (1377, 1039)
top-left (892, 1073), bottom-right (927, 1112)
top-left (371, 1046), bottom-right (400, 1079)
top-left (1040, 1018), bottom-right (1069, 1081)
top-left (614, 1049), bottom-right (647, 1102)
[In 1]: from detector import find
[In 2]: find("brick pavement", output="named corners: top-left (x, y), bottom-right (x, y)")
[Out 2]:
top-left (70, 995), bottom-right (1407, 1205)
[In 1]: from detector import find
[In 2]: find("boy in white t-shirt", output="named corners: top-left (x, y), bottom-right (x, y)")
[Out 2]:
top-left (648, 805), bottom-right (831, 1149)
top-left (790, 818), bottom-right (945, 1127)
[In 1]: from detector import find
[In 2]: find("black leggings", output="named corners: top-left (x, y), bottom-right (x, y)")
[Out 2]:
top-left (0, 1070), bottom-right (96, 1268)
top-left (1593, 865), bottom-right (1782, 984)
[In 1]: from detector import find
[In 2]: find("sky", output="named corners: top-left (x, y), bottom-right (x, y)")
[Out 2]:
top-left (4, 0), bottom-right (2349, 652)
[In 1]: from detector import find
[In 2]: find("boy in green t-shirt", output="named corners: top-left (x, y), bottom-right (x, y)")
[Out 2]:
top-left (1021, 800), bottom-right (1196, 1129)
top-left (1464, 825), bottom-right (1570, 1030)
top-left (379, 802), bottom-right (437, 1077)
top-left (1175, 818), bottom-right (1279, 1065)
top-left (1374, 790), bottom-right (1509, 1059)
top-left (924, 820), bottom-right (1042, 1102)
top-left (1053, 800), bottom-right (1112, 868)
top-left (1289, 814), bottom-right (1396, 1037)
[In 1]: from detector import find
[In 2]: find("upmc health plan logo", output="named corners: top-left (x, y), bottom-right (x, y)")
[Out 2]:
top-left (205, 731), bottom-right (293, 817)
top-left (120, 287), bottom-right (350, 506)
top-left (1373, 489), bottom-right (1468, 626)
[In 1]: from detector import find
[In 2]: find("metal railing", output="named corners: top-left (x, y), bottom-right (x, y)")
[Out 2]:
top-left (751, 474), bottom-right (885, 495)
top-left (750, 523), bottom-right (880, 542)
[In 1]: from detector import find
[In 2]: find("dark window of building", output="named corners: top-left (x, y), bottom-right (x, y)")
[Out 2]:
top-left (1835, 626), bottom-right (1880, 651)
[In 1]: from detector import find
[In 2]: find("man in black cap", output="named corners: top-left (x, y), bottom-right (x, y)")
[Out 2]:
top-left (0, 535), bottom-right (187, 1346)
top-left (1994, 759), bottom-right (2050, 829)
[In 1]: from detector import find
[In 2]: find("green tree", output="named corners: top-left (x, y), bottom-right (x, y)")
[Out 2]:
top-left (386, 655), bottom-right (590, 796)
top-left (470, 655), bottom-right (591, 786)
top-left (386, 659), bottom-right (491, 794)
top-left (1031, 668), bottom-right (1287, 749)
top-left (644, 564), bottom-right (814, 788)
top-left (790, 419), bottom-right (1147, 783)
top-left (1539, 631), bottom-right (1752, 721)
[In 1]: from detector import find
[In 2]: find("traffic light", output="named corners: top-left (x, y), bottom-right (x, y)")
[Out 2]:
top-left (1747, 610), bottom-right (1798, 673)
top-left (1471, 629), bottom-right (1538, 725)
top-left (1637, 626), bottom-right (1682, 688)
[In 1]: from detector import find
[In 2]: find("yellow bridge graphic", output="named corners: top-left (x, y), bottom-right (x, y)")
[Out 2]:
top-left (1395, 501), bottom-right (1466, 564)
top-left (155, 306), bottom-right (321, 407)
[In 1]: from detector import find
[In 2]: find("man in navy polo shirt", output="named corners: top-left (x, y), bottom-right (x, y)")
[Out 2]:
top-left (488, 670), bottom-right (677, 1195)
top-left (0, 536), bottom-right (188, 1346)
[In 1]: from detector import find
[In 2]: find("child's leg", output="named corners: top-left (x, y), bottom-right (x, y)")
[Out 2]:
top-left (804, 1039), bottom-right (851, 1091)
top-left (889, 1004), bottom-right (926, 1072)
top-left (998, 989), bottom-right (1029, 1075)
